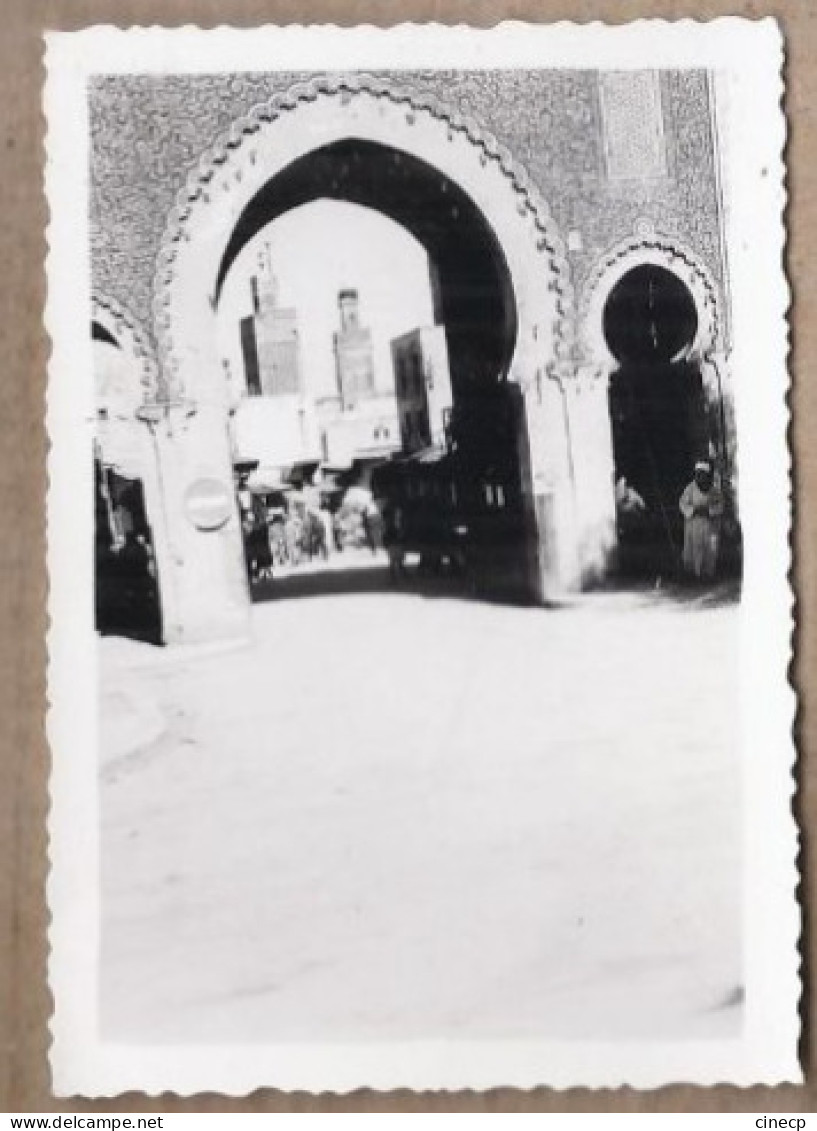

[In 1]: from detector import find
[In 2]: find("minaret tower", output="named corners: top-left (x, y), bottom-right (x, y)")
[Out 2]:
top-left (333, 288), bottom-right (375, 410)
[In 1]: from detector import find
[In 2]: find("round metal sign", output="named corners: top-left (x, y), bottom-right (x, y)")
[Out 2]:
top-left (184, 477), bottom-right (233, 532)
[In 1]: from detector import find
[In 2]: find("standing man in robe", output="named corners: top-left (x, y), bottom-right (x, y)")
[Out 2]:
top-left (678, 459), bottom-right (724, 581)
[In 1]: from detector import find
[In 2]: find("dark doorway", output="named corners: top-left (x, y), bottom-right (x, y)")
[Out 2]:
top-left (95, 461), bottom-right (163, 645)
top-left (604, 265), bottom-right (710, 577)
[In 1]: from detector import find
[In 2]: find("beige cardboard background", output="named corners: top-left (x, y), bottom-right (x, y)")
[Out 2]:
top-left (2, 0), bottom-right (810, 1111)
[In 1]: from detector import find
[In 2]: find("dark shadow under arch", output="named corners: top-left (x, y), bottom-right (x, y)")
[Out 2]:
top-left (604, 265), bottom-right (710, 577)
top-left (603, 263), bottom-right (698, 366)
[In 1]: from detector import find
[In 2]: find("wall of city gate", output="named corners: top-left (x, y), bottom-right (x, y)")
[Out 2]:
top-left (87, 69), bottom-right (731, 635)
top-left (89, 68), bottom-right (726, 347)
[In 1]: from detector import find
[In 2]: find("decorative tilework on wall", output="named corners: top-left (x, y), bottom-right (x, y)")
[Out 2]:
top-left (599, 71), bottom-right (667, 180)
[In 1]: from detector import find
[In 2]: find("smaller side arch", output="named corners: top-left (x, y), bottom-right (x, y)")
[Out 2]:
top-left (92, 292), bottom-right (160, 401)
top-left (577, 231), bottom-right (723, 369)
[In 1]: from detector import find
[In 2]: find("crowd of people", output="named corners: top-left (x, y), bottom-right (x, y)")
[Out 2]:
top-left (235, 471), bottom-right (384, 586)
top-left (236, 456), bottom-right (730, 592)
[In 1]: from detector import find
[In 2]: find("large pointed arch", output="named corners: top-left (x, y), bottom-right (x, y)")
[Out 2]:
top-left (142, 74), bottom-right (586, 643)
top-left (151, 73), bottom-right (572, 403)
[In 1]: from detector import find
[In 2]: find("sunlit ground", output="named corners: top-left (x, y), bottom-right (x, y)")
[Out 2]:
top-left (100, 578), bottom-right (742, 1043)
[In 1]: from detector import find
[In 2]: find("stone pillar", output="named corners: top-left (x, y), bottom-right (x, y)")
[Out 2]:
top-left (700, 350), bottom-right (742, 575)
top-left (135, 418), bottom-right (181, 642)
top-left (518, 360), bottom-right (618, 600)
top-left (139, 400), bottom-right (251, 647)
top-left (141, 282), bottom-right (254, 649)
top-left (701, 351), bottom-right (737, 486)
top-left (560, 364), bottom-right (618, 586)
top-left (520, 364), bottom-right (582, 602)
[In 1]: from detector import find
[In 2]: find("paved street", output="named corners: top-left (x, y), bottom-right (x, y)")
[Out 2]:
top-left (100, 572), bottom-right (742, 1043)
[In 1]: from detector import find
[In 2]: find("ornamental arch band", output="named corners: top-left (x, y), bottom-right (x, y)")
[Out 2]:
top-left (90, 69), bottom-right (734, 646)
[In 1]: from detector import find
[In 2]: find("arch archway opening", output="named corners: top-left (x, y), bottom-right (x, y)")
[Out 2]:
top-left (604, 265), bottom-right (710, 577)
top-left (213, 137), bottom-right (536, 604)
top-left (149, 81), bottom-right (576, 641)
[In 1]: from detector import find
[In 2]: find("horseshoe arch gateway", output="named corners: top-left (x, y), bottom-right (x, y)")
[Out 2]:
top-left (146, 75), bottom-right (582, 644)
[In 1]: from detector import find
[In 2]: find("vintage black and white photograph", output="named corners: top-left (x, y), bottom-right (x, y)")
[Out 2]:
top-left (45, 21), bottom-right (797, 1093)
